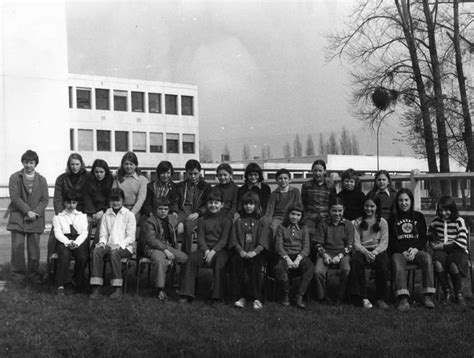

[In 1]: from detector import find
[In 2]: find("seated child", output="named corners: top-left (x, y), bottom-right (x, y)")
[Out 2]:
top-left (348, 194), bottom-right (389, 309)
top-left (229, 192), bottom-right (270, 310)
top-left (274, 205), bottom-right (313, 309)
top-left (52, 190), bottom-right (89, 295)
top-left (337, 168), bottom-right (364, 221)
top-left (179, 189), bottom-right (231, 303)
top-left (142, 197), bottom-right (188, 300)
top-left (176, 159), bottom-right (212, 254)
top-left (429, 196), bottom-right (469, 305)
top-left (314, 197), bottom-right (354, 303)
top-left (89, 188), bottom-right (136, 299)
top-left (214, 163), bottom-right (238, 220)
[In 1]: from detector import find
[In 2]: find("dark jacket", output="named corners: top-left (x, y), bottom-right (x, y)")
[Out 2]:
top-left (141, 214), bottom-right (178, 257)
top-left (6, 170), bottom-right (49, 233)
top-left (176, 178), bottom-right (212, 217)
top-left (229, 215), bottom-right (270, 254)
top-left (237, 182), bottom-right (271, 215)
top-left (142, 180), bottom-right (179, 216)
top-left (53, 171), bottom-right (88, 214)
top-left (83, 173), bottom-right (113, 215)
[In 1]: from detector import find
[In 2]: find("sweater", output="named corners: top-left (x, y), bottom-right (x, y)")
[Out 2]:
top-left (388, 211), bottom-right (427, 254)
top-left (429, 216), bottom-right (468, 253)
top-left (53, 209), bottom-right (89, 246)
top-left (337, 189), bottom-right (365, 221)
top-left (99, 207), bottom-right (136, 253)
top-left (215, 182), bottom-right (239, 219)
top-left (265, 187), bottom-right (302, 220)
top-left (352, 216), bottom-right (388, 255)
top-left (196, 211), bottom-right (231, 252)
top-left (301, 178), bottom-right (336, 221)
top-left (314, 218), bottom-right (354, 256)
top-left (83, 173), bottom-right (113, 215)
top-left (113, 173), bottom-right (148, 215)
top-left (237, 182), bottom-right (271, 214)
top-left (229, 215), bottom-right (270, 254)
top-left (53, 171), bottom-right (88, 214)
top-left (141, 180), bottom-right (179, 216)
top-left (275, 223), bottom-right (310, 258)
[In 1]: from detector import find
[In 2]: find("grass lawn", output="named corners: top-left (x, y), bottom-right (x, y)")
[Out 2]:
top-left (1, 275), bottom-right (473, 358)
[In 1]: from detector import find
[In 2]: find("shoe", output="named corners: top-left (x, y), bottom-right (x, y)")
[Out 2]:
top-left (157, 290), bottom-right (167, 301)
top-left (89, 287), bottom-right (100, 299)
top-left (444, 289), bottom-right (453, 303)
top-left (110, 288), bottom-right (123, 299)
top-left (397, 297), bottom-right (410, 312)
top-left (376, 299), bottom-right (389, 310)
top-left (281, 292), bottom-right (290, 307)
top-left (362, 298), bottom-right (373, 309)
top-left (178, 296), bottom-right (190, 304)
top-left (234, 298), bottom-right (247, 308)
top-left (57, 287), bottom-right (65, 297)
top-left (456, 293), bottom-right (467, 306)
top-left (422, 295), bottom-right (435, 309)
top-left (295, 294), bottom-right (306, 309)
top-left (253, 300), bottom-right (263, 310)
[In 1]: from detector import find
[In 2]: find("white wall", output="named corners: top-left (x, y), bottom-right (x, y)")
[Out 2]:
top-left (0, 0), bottom-right (69, 192)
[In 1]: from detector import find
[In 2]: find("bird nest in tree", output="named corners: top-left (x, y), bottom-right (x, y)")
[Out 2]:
top-left (371, 87), bottom-right (398, 111)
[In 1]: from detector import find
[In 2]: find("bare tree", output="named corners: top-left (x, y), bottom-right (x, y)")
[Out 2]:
top-left (351, 133), bottom-right (360, 155)
top-left (283, 142), bottom-right (292, 158)
top-left (327, 131), bottom-right (338, 154)
top-left (200, 144), bottom-right (213, 163)
top-left (305, 134), bottom-right (315, 156)
top-left (318, 133), bottom-right (326, 155)
top-left (261, 144), bottom-right (271, 159)
top-left (293, 134), bottom-right (303, 157)
top-left (242, 144), bottom-right (250, 161)
top-left (340, 127), bottom-right (352, 154)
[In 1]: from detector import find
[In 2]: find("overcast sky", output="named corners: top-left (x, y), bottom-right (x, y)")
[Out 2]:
top-left (66, 0), bottom-right (409, 160)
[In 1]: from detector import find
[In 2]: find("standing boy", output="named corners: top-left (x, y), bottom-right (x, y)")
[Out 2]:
top-left (179, 189), bottom-right (231, 303)
top-left (176, 159), bottom-right (212, 254)
top-left (90, 188), bottom-right (136, 299)
top-left (142, 197), bottom-right (188, 300)
top-left (7, 150), bottom-right (49, 284)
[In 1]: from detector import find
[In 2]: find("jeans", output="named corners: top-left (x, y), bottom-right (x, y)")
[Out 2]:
top-left (315, 255), bottom-right (351, 300)
top-left (10, 230), bottom-right (40, 281)
top-left (90, 246), bottom-right (132, 287)
top-left (392, 250), bottom-right (435, 297)
top-left (231, 254), bottom-right (265, 301)
top-left (149, 248), bottom-right (188, 288)
top-left (348, 251), bottom-right (389, 300)
top-left (274, 255), bottom-right (313, 296)
top-left (55, 240), bottom-right (89, 288)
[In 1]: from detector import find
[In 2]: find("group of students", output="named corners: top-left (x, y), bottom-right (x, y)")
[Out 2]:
top-left (6, 151), bottom-right (470, 311)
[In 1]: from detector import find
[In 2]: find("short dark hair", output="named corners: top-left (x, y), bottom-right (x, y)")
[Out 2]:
top-left (21, 150), bottom-right (39, 165)
top-left (244, 162), bottom-right (264, 183)
top-left (328, 196), bottom-right (345, 209)
top-left (372, 170), bottom-right (392, 191)
top-left (206, 188), bottom-right (223, 203)
top-left (216, 163), bottom-right (233, 175)
top-left (282, 204), bottom-right (305, 227)
top-left (436, 195), bottom-right (459, 221)
top-left (311, 159), bottom-right (327, 171)
top-left (63, 190), bottom-right (79, 202)
top-left (185, 159), bottom-right (201, 172)
top-left (239, 191), bottom-right (262, 217)
top-left (394, 188), bottom-right (414, 215)
top-left (156, 161), bottom-right (174, 177)
top-left (276, 168), bottom-right (290, 179)
top-left (109, 187), bottom-right (125, 201)
top-left (155, 196), bottom-right (171, 208)
top-left (341, 168), bottom-right (358, 181)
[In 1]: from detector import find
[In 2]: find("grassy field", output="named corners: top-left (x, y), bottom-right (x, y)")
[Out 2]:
top-left (1, 276), bottom-right (473, 358)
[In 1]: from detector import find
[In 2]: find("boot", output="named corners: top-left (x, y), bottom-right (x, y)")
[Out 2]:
top-left (281, 291), bottom-right (290, 306)
top-left (89, 286), bottom-right (100, 300)
top-left (110, 287), bottom-right (123, 299)
top-left (295, 294), bottom-right (306, 309)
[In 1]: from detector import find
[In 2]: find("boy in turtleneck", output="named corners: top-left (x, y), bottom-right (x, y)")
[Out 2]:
top-left (178, 189), bottom-right (231, 303)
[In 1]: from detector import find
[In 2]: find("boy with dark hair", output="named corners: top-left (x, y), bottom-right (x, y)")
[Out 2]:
top-left (337, 168), bottom-right (365, 220)
top-left (176, 159), bottom-right (212, 254)
top-left (178, 189), bottom-right (231, 303)
top-left (89, 188), bottom-right (136, 299)
top-left (142, 197), bottom-right (188, 300)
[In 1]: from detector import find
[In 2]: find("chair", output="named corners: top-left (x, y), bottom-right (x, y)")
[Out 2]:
top-left (135, 256), bottom-right (175, 295)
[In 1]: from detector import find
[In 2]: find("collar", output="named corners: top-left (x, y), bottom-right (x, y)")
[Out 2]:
top-left (290, 223), bottom-right (301, 231)
top-left (126, 172), bottom-right (139, 180)
top-left (248, 182), bottom-right (262, 190)
top-left (106, 207), bottom-right (128, 216)
top-left (275, 186), bottom-right (294, 193)
top-left (377, 189), bottom-right (391, 196)
top-left (59, 209), bottom-right (82, 216)
top-left (329, 218), bottom-right (346, 226)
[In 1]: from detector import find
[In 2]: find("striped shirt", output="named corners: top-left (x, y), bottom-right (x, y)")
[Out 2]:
top-left (301, 179), bottom-right (336, 220)
top-left (429, 216), bottom-right (468, 253)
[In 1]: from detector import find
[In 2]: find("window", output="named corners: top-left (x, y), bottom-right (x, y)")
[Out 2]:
top-left (166, 133), bottom-right (179, 153)
top-left (114, 90), bottom-right (127, 111)
top-left (115, 131), bottom-right (129, 152)
top-left (131, 92), bottom-right (144, 112)
top-left (68, 87), bottom-right (73, 108)
top-left (149, 93), bottom-right (161, 113)
top-left (76, 87), bottom-right (91, 109)
top-left (182, 134), bottom-right (195, 153)
top-left (150, 132), bottom-right (163, 153)
top-left (78, 129), bottom-right (93, 151)
top-left (97, 130), bottom-right (111, 151)
top-left (181, 96), bottom-right (194, 116)
top-left (133, 131), bottom-right (146, 152)
top-left (96, 89), bottom-right (110, 110)
top-left (165, 94), bottom-right (178, 115)
top-left (69, 128), bottom-right (74, 150)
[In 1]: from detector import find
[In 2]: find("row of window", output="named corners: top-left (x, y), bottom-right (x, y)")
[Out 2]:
top-left (70, 129), bottom-right (195, 154)
top-left (69, 87), bottom-right (194, 116)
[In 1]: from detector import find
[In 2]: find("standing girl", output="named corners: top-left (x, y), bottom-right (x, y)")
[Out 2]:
top-left (237, 163), bottom-right (271, 216)
top-left (314, 197), bottom-right (354, 303)
top-left (301, 159), bottom-right (336, 243)
top-left (230, 192), bottom-right (269, 310)
top-left (429, 196), bottom-right (469, 305)
top-left (83, 159), bottom-right (114, 233)
top-left (370, 170), bottom-right (397, 220)
top-left (215, 163), bottom-right (239, 220)
top-left (274, 204), bottom-right (313, 309)
top-left (142, 160), bottom-right (179, 217)
top-left (113, 152), bottom-right (148, 219)
top-left (388, 188), bottom-right (435, 311)
top-left (7, 150), bottom-right (49, 283)
top-left (348, 194), bottom-right (389, 309)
